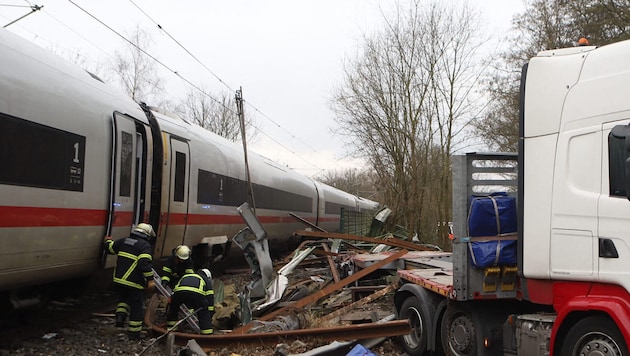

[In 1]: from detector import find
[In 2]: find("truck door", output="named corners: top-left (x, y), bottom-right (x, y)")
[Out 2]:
top-left (598, 121), bottom-right (630, 291)
top-left (159, 137), bottom-right (190, 258)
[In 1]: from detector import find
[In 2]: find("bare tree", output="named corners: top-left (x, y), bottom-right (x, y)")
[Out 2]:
top-left (476, 0), bottom-right (630, 152)
top-left (330, 0), bottom-right (484, 248)
top-left (174, 86), bottom-right (258, 143)
top-left (48, 46), bottom-right (107, 81)
top-left (317, 168), bottom-right (378, 201)
top-left (111, 26), bottom-right (164, 103)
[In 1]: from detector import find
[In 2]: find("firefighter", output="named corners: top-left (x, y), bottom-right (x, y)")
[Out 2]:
top-left (167, 268), bottom-right (215, 335)
top-left (103, 223), bottom-right (155, 340)
top-left (161, 245), bottom-right (194, 288)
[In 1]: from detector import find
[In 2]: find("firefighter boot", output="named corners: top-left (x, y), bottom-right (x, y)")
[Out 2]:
top-left (128, 331), bottom-right (146, 340)
top-left (115, 312), bottom-right (126, 327)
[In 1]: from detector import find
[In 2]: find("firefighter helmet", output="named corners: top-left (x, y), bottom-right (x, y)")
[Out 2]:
top-left (175, 245), bottom-right (191, 260)
top-left (133, 223), bottom-right (156, 238)
top-left (199, 268), bottom-right (212, 280)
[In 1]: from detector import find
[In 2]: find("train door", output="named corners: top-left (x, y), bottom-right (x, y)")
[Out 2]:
top-left (106, 113), bottom-right (150, 239)
top-left (103, 114), bottom-right (142, 266)
top-left (159, 137), bottom-right (190, 258)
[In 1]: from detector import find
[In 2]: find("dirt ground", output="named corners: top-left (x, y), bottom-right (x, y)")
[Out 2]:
top-left (0, 268), bottom-right (407, 356)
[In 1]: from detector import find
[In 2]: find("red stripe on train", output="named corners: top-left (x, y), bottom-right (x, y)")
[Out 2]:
top-left (0, 206), bottom-right (109, 227)
top-left (0, 206), bottom-right (339, 228)
top-left (165, 213), bottom-right (339, 225)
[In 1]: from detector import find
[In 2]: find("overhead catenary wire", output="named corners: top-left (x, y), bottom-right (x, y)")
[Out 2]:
top-left (126, 0), bottom-right (326, 160)
top-left (66, 0), bottom-right (354, 175)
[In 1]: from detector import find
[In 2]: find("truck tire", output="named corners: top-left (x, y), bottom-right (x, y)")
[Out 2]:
top-left (398, 296), bottom-right (429, 355)
top-left (561, 316), bottom-right (628, 356)
top-left (447, 304), bottom-right (477, 356)
top-left (438, 310), bottom-right (448, 355)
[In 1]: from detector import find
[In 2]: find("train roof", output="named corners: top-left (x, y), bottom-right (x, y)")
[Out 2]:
top-left (0, 27), bottom-right (148, 126)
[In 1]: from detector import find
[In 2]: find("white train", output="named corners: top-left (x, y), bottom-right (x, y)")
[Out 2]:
top-left (0, 27), bottom-right (379, 292)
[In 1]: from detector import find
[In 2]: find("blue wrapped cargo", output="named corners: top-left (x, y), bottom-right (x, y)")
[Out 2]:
top-left (467, 193), bottom-right (517, 237)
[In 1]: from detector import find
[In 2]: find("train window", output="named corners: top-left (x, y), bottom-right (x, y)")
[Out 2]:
top-left (119, 131), bottom-right (133, 197)
top-left (197, 169), bottom-right (313, 212)
top-left (0, 113), bottom-right (85, 191)
top-left (174, 151), bottom-right (186, 202)
top-left (198, 169), bottom-right (242, 205)
top-left (325, 201), bottom-right (356, 214)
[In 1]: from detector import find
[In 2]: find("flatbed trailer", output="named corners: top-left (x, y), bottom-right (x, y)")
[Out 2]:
top-left (390, 152), bottom-right (548, 356)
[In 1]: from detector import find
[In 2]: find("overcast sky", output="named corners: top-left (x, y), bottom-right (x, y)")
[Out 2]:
top-left (1, 0), bottom-right (524, 177)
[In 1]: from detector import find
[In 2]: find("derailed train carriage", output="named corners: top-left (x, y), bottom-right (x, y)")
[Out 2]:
top-left (0, 27), bottom-right (379, 294)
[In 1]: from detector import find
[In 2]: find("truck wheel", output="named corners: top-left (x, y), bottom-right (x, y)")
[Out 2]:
top-left (436, 310), bottom-right (448, 355)
top-left (561, 316), bottom-right (628, 356)
top-left (447, 306), bottom-right (477, 356)
top-left (398, 297), bottom-right (429, 355)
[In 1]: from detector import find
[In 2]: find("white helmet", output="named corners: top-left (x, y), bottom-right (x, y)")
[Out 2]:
top-left (133, 223), bottom-right (156, 238)
top-left (199, 268), bottom-right (212, 280)
top-left (175, 245), bottom-right (191, 260)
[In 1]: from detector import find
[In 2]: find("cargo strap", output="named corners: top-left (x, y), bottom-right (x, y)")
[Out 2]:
top-left (467, 195), bottom-right (502, 236)
top-left (468, 239), bottom-right (503, 267)
top-left (489, 196), bottom-right (501, 235)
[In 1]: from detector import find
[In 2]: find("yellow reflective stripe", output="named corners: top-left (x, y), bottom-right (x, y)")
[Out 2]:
top-left (122, 261), bottom-right (138, 280)
top-left (128, 320), bottom-right (142, 332)
top-left (118, 251), bottom-right (139, 281)
top-left (118, 251), bottom-right (137, 260)
top-left (138, 253), bottom-right (152, 260)
top-left (163, 266), bottom-right (173, 273)
top-left (207, 306), bottom-right (214, 311)
top-left (200, 328), bottom-right (213, 335)
top-left (184, 268), bottom-right (194, 274)
top-left (106, 240), bottom-right (115, 254)
top-left (113, 278), bottom-right (143, 290)
top-left (174, 285), bottom-right (203, 294)
top-left (116, 304), bottom-right (129, 314)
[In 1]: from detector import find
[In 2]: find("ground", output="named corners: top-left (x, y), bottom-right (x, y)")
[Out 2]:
top-left (0, 269), bottom-right (407, 356)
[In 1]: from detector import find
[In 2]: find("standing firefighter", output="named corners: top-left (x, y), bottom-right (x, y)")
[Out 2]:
top-left (161, 245), bottom-right (194, 288)
top-left (103, 223), bottom-right (155, 340)
top-left (167, 269), bottom-right (215, 335)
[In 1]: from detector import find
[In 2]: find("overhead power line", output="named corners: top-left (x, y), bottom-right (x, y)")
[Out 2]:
top-left (65, 0), bottom-right (350, 174)
top-left (125, 0), bottom-right (326, 160)
top-left (3, 3), bottom-right (41, 28)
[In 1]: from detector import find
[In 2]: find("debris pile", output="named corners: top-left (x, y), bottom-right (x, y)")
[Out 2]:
top-left (145, 204), bottom-right (442, 355)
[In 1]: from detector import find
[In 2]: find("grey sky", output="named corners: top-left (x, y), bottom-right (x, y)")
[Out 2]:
top-left (1, 0), bottom-right (523, 177)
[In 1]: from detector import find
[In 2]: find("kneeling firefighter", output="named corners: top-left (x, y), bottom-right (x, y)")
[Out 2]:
top-left (167, 268), bottom-right (215, 334)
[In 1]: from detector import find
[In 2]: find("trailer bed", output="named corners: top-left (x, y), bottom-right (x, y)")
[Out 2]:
top-left (353, 250), bottom-right (454, 297)
top-left (397, 268), bottom-right (453, 297)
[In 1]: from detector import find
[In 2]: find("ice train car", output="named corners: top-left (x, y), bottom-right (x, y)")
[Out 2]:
top-left (0, 27), bottom-right (379, 293)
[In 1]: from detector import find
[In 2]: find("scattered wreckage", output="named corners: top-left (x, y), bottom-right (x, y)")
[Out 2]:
top-left (143, 202), bottom-right (438, 355)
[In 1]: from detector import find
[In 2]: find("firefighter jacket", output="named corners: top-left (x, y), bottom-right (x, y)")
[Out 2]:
top-left (173, 273), bottom-right (215, 309)
top-left (104, 231), bottom-right (153, 290)
top-left (161, 255), bottom-right (194, 287)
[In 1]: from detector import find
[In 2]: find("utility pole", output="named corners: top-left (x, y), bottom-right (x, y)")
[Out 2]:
top-left (236, 88), bottom-right (256, 213)
top-left (4, 5), bottom-right (43, 28)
